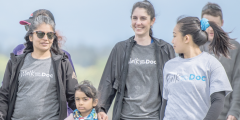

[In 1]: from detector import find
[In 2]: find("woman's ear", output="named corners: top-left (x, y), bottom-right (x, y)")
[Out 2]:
top-left (151, 17), bottom-right (156, 26)
top-left (184, 34), bottom-right (191, 44)
top-left (29, 35), bottom-right (33, 42)
top-left (93, 99), bottom-right (98, 107)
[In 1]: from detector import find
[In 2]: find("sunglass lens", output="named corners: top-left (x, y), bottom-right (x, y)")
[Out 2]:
top-left (47, 32), bottom-right (55, 39)
top-left (36, 31), bottom-right (45, 38)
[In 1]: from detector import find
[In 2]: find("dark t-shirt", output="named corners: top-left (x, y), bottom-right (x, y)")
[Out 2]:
top-left (12, 53), bottom-right (59, 120)
top-left (121, 43), bottom-right (161, 120)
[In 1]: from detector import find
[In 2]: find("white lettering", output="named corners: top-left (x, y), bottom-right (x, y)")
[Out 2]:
top-left (129, 58), bottom-right (157, 65)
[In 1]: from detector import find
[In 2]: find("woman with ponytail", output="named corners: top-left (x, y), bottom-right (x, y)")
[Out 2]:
top-left (160, 16), bottom-right (233, 120)
top-left (97, 0), bottom-right (175, 120)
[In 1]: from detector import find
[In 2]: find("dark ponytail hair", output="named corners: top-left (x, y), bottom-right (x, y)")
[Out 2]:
top-left (177, 16), bottom-right (233, 58)
top-left (24, 10), bottom-right (61, 55)
top-left (131, 0), bottom-right (155, 37)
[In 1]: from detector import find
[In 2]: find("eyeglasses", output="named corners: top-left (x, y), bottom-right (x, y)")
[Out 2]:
top-left (202, 4), bottom-right (222, 12)
top-left (31, 31), bottom-right (56, 40)
top-left (25, 25), bottom-right (30, 31)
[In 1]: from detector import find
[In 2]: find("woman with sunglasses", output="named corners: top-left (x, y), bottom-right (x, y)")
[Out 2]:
top-left (13, 9), bottom-right (75, 72)
top-left (0, 11), bottom-right (78, 120)
top-left (97, 1), bottom-right (175, 120)
top-left (160, 17), bottom-right (233, 120)
top-left (12, 9), bottom-right (76, 116)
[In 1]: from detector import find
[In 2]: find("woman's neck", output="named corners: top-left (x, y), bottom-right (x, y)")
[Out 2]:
top-left (183, 46), bottom-right (202, 59)
top-left (134, 34), bottom-right (151, 46)
top-left (31, 49), bottom-right (51, 59)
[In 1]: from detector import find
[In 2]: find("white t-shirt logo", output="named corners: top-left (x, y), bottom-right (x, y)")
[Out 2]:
top-left (129, 58), bottom-right (156, 65)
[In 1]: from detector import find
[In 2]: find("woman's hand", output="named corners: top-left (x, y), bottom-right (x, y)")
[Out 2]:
top-left (97, 112), bottom-right (108, 120)
top-left (227, 115), bottom-right (237, 120)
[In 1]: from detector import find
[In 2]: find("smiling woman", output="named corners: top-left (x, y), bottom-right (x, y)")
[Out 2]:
top-left (24, 12), bottom-right (59, 58)
top-left (0, 10), bottom-right (78, 120)
top-left (97, 0), bottom-right (175, 120)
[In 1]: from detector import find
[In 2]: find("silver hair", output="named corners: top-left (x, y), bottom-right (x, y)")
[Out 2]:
top-left (29, 15), bottom-right (55, 33)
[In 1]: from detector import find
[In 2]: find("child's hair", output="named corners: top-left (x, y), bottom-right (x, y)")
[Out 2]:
top-left (75, 80), bottom-right (98, 101)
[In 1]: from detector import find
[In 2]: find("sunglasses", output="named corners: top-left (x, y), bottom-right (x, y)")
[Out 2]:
top-left (202, 4), bottom-right (222, 11)
top-left (31, 31), bottom-right (56, 40)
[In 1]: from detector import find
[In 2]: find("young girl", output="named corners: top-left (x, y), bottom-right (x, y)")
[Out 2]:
top-left (0, 11), bottom-right (78, 120)
top-left (65, 80), bottom-right (98, 120)
top-left (160, 17), bottom-right (233, 120)
top-left (97, 0), bottom-right (175, 120)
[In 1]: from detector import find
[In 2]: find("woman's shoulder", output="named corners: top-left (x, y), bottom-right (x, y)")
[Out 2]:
top-left (164, 57), bottom-right (181, 68)
top-left (202, 52), bottom-right (223, 70)
top-left (153, 37), bottom-right (172, 47)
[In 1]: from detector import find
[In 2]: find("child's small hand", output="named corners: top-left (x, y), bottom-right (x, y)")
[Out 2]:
top-left (97, 112), bottom-right (108, 120)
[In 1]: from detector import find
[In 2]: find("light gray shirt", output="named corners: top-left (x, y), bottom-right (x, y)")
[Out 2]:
top-left (162, 52), bottom-right (232, 120)
top-left (12, 53), bottom-right (59, 120)
top-left (121, 43), bottom-right (161, 120)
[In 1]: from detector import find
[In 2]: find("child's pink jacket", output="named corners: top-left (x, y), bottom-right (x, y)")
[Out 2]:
top-left (64, 113), bottom-right (74, 120)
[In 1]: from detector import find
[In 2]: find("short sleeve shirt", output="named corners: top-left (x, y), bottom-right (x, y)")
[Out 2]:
top-left (162, 52), bottom-right (232, 120)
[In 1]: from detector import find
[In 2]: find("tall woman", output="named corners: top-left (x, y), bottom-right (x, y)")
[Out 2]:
top-left (160, 17), bottom-right (233, 120)
top-left (0, 11), bottom-right (78, 120)
top-left (97, 0), bottom-right (175, 120)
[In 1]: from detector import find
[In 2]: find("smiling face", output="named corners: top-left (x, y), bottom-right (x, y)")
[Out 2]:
top-left (29, 23), bottom-right (54, 53)
top-left (172, 24), bottom-right (188, 54)
top-left (75, 90), bottom-right (98, 117)
top-left (202, 14), bottom-right (223, 41)
top-left (131, 7), bottom-right (155, 37)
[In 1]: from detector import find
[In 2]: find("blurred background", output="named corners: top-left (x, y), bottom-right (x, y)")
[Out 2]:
top-left (0, 0), bottom-right (240, 119)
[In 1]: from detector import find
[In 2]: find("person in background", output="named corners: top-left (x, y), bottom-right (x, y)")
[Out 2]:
top-left (0, 10), bottom-right (78, 120)
top-left (12, 9), bottom-right (75, 116)
top-left (97, 0), bottom-right (175, 120)
top-left (160, 16), bottom-right (233, 120)
top-left (201, 3), bottom-right (240, 120)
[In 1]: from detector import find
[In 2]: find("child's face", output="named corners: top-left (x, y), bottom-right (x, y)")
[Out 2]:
top-left (75, 90), bottom-right (98, 117)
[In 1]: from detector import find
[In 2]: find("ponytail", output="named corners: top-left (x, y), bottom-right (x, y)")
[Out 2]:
top-left (149, 27), bottom-right (153, 37)
top-left (208, 21), bottom-right (234, 58)
top-left (177, 16), bottom-right (233, 58)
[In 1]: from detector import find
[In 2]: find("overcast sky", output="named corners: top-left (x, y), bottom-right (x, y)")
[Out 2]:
top-left (0, 0), bottom-right (240, 53)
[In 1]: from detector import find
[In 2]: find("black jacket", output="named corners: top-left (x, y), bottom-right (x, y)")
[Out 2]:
top-left (0, 51), bottom-right (78, 120)
top-left (97, 36), bottom-right (175, 120)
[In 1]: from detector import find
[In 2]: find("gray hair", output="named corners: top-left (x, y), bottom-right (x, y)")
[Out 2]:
top-left (29, 14), bottom-right (55, 33)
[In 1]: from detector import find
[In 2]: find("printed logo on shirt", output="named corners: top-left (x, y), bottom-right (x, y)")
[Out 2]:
top-left (20, 70), bottom-right (53, 78)
top-left (165, 73), bottom-right (180, 89)
top-left (129, 58), bottom-right (156, 65)
top-left (180, 74), bottom-right (206, 81)
top-left (165, 73), bottom-right (206, 86)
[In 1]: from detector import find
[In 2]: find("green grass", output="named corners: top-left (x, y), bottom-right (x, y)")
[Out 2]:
top-left (0, 55), bottom-right (9, 86)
